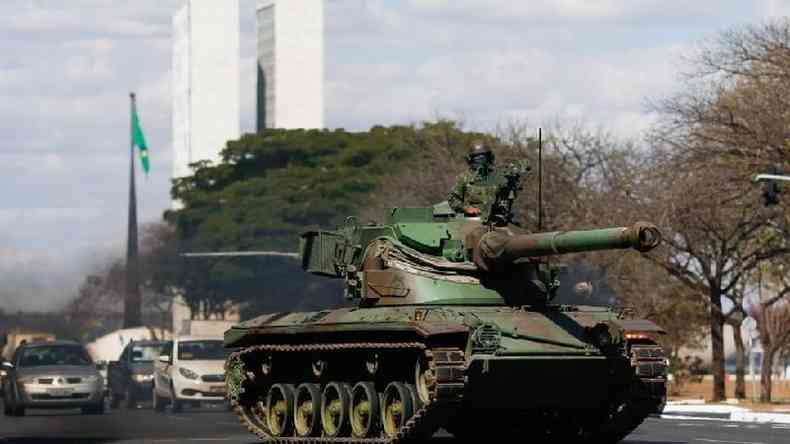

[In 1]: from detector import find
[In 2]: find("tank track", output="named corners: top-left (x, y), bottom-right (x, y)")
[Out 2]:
top-left (226, 341), bottom-right (466, 443)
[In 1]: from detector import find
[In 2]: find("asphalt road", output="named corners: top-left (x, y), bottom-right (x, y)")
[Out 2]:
top-left (0, 402), bottom-right (789, 444)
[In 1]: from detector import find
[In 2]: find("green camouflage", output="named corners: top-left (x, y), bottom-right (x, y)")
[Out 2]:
top-left (447, 168), bottom-right (500, 216)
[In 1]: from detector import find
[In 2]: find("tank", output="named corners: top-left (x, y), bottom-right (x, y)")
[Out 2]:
top-left (223, 199), bottom-right (668, 443)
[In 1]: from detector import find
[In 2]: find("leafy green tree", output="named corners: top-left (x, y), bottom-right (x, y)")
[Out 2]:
top-left (166, 124), bottom-right (483, 317)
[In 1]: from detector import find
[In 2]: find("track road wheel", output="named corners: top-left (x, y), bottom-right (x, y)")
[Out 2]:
top-left (351, 382), bottom-right (380, 438)
top-left (266, 383), bottom-right (296, 437)
top-left (405, 383), bottom-right (422, 410)
top-left (321, 382), bottom-right (351, 438)
top-left (294, 383), bottom-right (322, 437)
top-left (382, 382), bottom-right (414, 438)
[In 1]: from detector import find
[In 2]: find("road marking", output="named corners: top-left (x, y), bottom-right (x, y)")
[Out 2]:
top-left (721, 424), bottom-right (741, 428)
top-left (662, 414), bottom-right (729, 422)
top-left (695, 439), bottom-right (767, 444)
top-left (679, 422), bottom-right (705, 426)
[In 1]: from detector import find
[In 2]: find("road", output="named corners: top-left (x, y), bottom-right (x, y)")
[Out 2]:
top-left (0, 403), bottom-right (789, 444)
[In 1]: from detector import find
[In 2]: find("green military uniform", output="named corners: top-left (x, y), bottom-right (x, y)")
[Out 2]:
top-left (448, 168), bottom-right (500, 218)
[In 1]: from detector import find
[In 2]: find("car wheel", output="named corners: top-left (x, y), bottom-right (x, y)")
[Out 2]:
top-left (3, 388), bottom-right (13, 416)
top-left (170, 386), bottom-right (183, 413)
top-left (108, 390), bottom-right (120, 409)
top-left (12, 406), bottom-right (24, 417)
top-left (153, 389), bottom-right (166, 413)
top-left (124, 387), bottom-right (136, 409)
top-left (171, 398), bottom-right (183, 413)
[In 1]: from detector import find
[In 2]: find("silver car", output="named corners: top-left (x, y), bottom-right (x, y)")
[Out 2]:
top-left (2, 340), bottom-right (104, 416)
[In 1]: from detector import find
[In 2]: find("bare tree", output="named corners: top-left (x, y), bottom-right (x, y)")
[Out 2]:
top-left (653, 20), bottom-right (790, 171)
top-left (751, 300), bottom-right (790, 402)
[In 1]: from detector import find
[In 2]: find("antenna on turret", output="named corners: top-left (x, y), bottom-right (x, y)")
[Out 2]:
top-left (537, 128), bottom-right (543, 231)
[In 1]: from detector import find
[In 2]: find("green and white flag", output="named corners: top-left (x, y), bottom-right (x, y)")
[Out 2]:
top-left (131, 102), bottom-right (150, 174)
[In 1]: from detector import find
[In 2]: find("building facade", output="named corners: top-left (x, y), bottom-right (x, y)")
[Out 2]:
top-left (172, 1), bottom-right (240, 180)
top-left (257, 0), bottom-right (324, 130)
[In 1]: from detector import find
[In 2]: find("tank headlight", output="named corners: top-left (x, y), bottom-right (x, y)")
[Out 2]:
top-left (179, 367), bottom-right (200, 380)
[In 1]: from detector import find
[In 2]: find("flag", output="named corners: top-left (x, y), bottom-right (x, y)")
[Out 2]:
top-left (131, 103), bottom-right (150, 174)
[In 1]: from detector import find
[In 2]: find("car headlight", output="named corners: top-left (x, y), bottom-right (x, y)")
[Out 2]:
top-left (132, 373), bottom-right (154, 383)
top-left (83, 374), bottom-right (101, 383)
top-left (178, 367), bottom-right (199, 380)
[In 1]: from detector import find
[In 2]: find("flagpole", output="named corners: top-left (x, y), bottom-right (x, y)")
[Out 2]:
top-left (124, 92), bottom-right (142, 328)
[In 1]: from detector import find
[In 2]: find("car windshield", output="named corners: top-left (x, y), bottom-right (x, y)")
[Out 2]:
top-left (130, 344), bottom-right (164, 362)
top-left (19, 345), bottom-right (93, 367)
top-left (177, 340), bottom-right (226, 361)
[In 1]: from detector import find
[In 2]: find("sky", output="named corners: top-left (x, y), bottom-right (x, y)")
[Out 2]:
top-left (1, 0), bottom-right (789, 311)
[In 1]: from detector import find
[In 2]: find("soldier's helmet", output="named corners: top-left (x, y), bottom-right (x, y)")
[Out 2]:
top-left (467, 140), bottom-right (495, 165)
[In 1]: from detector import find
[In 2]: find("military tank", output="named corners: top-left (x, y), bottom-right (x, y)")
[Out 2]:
top-left (223, 191), bottom-right (668, 442)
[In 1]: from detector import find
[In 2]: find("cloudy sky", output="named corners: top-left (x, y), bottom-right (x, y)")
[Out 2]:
top-left (1, 0), bottom-right (788, 311)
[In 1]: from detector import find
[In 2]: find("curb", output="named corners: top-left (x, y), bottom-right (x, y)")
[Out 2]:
top-left (659, 410), bottom-right (790, 424)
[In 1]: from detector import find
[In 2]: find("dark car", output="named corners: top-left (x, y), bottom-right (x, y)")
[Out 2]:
top-left (2, 340), bottom-right (104, 416)
top-left (108, 340), bottom-right (167, 408)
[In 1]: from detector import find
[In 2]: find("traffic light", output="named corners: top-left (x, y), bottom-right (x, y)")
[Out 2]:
top-left (763, 179), bottom-right (781, 206)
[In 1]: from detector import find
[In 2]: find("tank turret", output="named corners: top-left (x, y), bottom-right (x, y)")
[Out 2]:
top-left (296, 205), bottom-right (661, 306)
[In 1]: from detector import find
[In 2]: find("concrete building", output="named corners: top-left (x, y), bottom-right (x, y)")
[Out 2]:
top-left (256, 0), bottom-right (324, 130)
top-left (172, 1), bottom-right (240, 180)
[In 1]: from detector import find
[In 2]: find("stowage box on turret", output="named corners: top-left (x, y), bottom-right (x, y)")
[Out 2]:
top-left (223, 194), bottom-right (668, 442)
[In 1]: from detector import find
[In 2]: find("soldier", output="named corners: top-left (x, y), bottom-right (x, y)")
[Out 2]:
top-left (448, 140), bottom-right (499, 217)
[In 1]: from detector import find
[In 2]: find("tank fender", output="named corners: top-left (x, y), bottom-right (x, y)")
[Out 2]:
top-left (224, 321), bottom-right (469, 348)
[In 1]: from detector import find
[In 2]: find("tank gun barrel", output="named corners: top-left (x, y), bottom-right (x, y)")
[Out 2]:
top-left (474, 222), bottom-right (661, 272)
top-left (504, 222), bottom-right (661, 259)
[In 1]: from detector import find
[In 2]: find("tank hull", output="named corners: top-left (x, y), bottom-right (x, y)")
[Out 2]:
top-left (224, 305), bottom-right (666, 443)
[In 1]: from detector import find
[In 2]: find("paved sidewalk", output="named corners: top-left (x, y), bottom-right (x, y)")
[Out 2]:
top-left (662, 400), bottom-right (790, 423)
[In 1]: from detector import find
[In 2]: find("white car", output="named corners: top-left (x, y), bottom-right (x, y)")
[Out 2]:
top-left (152, 337), bottom-right (228, 412)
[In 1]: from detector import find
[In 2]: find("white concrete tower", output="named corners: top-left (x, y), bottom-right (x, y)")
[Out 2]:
top-left (172, 0), bottom-right (240, 181)
top-left (256, 0), bottom-right (324, 130)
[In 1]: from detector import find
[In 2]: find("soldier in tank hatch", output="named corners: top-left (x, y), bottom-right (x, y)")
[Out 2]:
top-left (448, 140), bottom-right (500, 217)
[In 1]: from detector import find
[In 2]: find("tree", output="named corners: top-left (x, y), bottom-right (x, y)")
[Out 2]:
top-left (65, 223), bottom-right (184, 340)
top-left (636, 151), bottom-right (790, 401)
top-left (751, 300), bottom-right (790, 402)
top-left (653, 20), bottom-right (790, 172)
top-left (649, 20), bottom-right (790, 401)
top-left (167, 125), bottom-right (490, 316)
